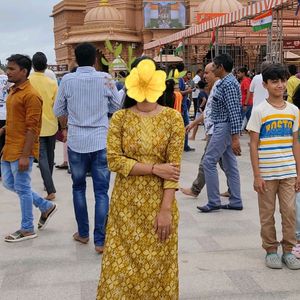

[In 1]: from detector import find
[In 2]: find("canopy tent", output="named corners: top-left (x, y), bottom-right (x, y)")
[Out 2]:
top-left (144, 0), bottom-right (293, 50)
top-left (284, 51), bottom-right (300, 59)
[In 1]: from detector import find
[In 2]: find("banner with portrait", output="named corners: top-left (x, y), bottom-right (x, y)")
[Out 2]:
top-left (144, 1), bottom-right (186, 29)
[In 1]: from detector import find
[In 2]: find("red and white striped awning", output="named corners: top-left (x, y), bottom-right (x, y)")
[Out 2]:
top-left (144, 0), bottom-right (291, 50)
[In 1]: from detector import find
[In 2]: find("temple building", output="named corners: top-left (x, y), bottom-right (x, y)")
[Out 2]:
top-left (52, 0), bottom-right (254, 69)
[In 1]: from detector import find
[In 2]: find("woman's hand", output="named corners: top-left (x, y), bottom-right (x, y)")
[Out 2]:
top-left (154, 208), bottom-right (172, 243)
top-left (152, 163), bottom-right (180, 181)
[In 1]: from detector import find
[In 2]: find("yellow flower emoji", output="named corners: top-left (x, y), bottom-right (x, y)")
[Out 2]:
top-left (125, 59), bottom-right (166, 103)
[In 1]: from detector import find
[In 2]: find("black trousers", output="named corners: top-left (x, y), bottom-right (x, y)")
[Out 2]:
top-left (39, 135), bottom-right (56, 194)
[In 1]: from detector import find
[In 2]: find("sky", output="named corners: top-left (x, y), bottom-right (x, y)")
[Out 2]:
top-left (0, 0), bottom-right (59, 65)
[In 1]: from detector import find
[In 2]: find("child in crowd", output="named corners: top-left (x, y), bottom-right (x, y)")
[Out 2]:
top-left (247, 64), bottom-right (300, 269)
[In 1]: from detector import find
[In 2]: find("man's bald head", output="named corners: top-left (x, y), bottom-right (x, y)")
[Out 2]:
top-left (204, 62), bottom-right (217, 85)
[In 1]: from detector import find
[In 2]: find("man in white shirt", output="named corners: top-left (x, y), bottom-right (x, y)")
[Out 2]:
top-left (192, 69), bottom-right (203, 118)
top-left (247, 61), bottom-right (270, 107)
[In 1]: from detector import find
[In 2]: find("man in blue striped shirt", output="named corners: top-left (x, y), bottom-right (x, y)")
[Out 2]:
top-left (198, 54), bottom-right (243, 212)
top-left (54, 43), bottom-right (121, 253)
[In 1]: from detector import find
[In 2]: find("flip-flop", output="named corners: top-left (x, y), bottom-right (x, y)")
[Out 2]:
top-left (38, 204), bottom-right (58, 230)
top-left (4, 230), bottom-right (37, 243)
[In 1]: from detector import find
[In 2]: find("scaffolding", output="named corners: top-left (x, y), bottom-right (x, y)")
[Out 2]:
top-left (266, 9), bottom-right (284, 63)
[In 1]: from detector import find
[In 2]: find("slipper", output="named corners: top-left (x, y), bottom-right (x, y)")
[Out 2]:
top-left (221, 204), bottom-right (243, 211)
top-left (38, 204), bottom-right (58, 230)
top-left (73, 232), bottom-right (89, 244)
top-left (45, 193), bottom-right (56, 201)
top-left (220, 191), bottom-right (230, 197)
top-left (4, 230), bottom-right (37, 243)
top-left (55, 163), bottom-right (68, 170)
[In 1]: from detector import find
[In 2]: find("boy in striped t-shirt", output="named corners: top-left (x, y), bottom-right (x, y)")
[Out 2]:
top-left (247, 64), bottom-right (300, 270)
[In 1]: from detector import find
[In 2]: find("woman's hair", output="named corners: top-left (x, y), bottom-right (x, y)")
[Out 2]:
top-left (158, 79), bottom-right (175, 109)
top-left (123, 56), bottom-right (166, 108)
top-left (292, 83), bottom-right (300, 109)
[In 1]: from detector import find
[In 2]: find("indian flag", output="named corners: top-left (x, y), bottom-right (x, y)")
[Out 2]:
top-left (174, 41), bottom-right (183, 56)
top-left (251, 10), bottom-right (273, 32)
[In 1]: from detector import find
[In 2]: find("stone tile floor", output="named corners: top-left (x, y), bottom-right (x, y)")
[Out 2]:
top-left (1, 127), bottom-right (300, 300)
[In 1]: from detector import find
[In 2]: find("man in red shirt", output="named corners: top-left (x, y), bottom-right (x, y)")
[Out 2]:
top-left (237, 67), bottom-right (253, 129)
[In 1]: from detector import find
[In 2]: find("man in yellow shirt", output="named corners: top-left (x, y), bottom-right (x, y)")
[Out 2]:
top-left (287, 64), bottom-right (300, 103)
top-left (29, 52), bottom-right (58, 200)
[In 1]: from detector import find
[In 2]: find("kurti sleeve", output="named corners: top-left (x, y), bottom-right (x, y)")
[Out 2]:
top-left (107, 110), bottom-right (137, 177)
top-left (163, 110), bottom-right (185, 189)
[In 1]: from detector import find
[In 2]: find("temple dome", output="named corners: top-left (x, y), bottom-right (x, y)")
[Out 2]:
top-left (198, 0), bottom-right (243, 13)
top-left (84, 0), bottom-right (124, 26)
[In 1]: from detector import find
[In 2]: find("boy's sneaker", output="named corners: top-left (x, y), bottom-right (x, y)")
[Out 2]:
top-left (265, 253), bottom-right (282, 269)
top-left (282, 253), bottom-right (300, 270)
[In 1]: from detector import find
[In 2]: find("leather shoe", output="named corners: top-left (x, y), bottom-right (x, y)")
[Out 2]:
top-left (197, 205), bottom-right (221, 213)
top-left (221, 204), bottom-right (243, 211)
top-left (184, 147), bottom-right (195, 152)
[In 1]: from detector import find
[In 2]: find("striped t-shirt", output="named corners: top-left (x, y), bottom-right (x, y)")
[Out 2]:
top-left (247, 101), bottom-right (299, 180)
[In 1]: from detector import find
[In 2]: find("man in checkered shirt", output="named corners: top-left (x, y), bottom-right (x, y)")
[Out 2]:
top-left (198, 54), bottom-right (243, 213)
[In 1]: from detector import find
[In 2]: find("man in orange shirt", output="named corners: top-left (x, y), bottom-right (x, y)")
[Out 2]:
top-left (0, 54), bottom-right (57, 242)
top-left (237, 67), bottom-right (253, 129)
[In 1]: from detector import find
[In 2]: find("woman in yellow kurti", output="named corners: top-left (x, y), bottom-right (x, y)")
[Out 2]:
top-left (97, 59), bottom-right (185, 299)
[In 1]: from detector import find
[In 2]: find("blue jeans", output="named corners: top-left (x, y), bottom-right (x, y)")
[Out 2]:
top-left (182, 107), bottom-right (190, 150)
top-left (203, 123), bottom-right (243, 208)
top-left (1, 158), bottom-right (53, 232)
top-left (68, 148), bottom-right (110, 246)
top-left (241, 106), bottom-right (252, 130)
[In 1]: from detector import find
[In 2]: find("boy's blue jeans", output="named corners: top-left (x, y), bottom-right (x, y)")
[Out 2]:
top-left (1, 158), bottom-right (53, 232)
top-left (296, 192), bottom-right (300, 241)
top-left (68, 148), bottom-right (110, 247)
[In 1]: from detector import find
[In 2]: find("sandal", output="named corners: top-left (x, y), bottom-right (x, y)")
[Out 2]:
top-left (4, 230), bottom-right (37, 243)
top-left (55, 163), bottom-right (68, 170)
top-left (38, 204), bottom-right (58, 230)
top-left (73, 232), bottom-right (89, 244)
top-left (45, 193), bottom-right (56, 201)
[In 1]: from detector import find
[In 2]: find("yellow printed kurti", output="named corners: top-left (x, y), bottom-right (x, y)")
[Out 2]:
top-left (97, 107), bottom-right (185, 300)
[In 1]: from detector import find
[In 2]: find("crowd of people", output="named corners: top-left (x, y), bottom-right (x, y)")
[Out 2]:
top-left (1, 42), bottom-right (300, 298)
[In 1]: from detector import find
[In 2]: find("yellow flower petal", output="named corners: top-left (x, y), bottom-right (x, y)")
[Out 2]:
top-left (125, 68), bottom-right (139, 89)
top-left (127, 86), bottom-right (146, 102)
top-left (136, 60), bottom-right (156, 83)
top-left (147, 70), bottom-right (166, 92)
top-left (145, 89), bottom-right (164, 103)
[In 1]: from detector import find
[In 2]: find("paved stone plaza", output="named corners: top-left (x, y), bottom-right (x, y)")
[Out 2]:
top-left (1, 128), bottom-right (300, 300)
